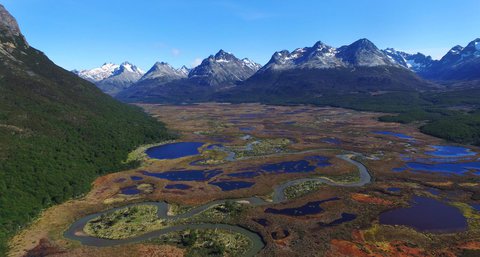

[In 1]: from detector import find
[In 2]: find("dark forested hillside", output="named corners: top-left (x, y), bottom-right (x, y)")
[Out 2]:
top-left (0, 5), bottom-right (174, 254)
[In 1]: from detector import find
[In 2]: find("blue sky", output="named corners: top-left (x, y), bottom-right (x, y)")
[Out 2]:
top-left (3, 0), bottom-right (480, 71)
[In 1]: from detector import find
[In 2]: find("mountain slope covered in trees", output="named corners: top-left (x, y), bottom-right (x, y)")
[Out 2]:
top-left (0, 5), bottom-right (174, 254)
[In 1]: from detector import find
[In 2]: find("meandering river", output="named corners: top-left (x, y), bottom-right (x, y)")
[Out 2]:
top-left (64, 154), bottom-right (371, 257)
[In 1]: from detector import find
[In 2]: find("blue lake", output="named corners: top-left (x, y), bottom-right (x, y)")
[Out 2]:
top-left (120, 186), bottom-right (141, 195)
top-left (142, 169), bottom-right (222, 181)
top-left (379, 196), bottom-right (467, 233)
top-left (426, 145), bottom-right (476, 158)
top-left (209, 181), bottom-right (255, 191)
top-left (405, 161), bottom-right (480, 175)
top-left (319, 213), bottom-right (357, 227)
top-left (472, 204), bottom-right (480, 212)
top-left (265, 197), bottom-right (340, 216)
top-left (130, 176), bottom-right (143, 181)
top-left (146, 142), bottom-right (204, 160)
top-left (373, 131), bottom-right (414, 140)
top-left (306, 156), bottom-right (332, 168)
top-left (165, 184), bottom-right (192, 190)
top-left (260, 160), bottom-right (317, 174)
top-left (427, 188), bottom-right (440, 196)
top-left (387, 187), bottom-right (401, 193)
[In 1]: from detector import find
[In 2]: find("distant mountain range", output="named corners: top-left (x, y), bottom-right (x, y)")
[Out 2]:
top-left (73, 38), bottom-right (480, 101)
top-left (114, 50), bottom-right (262, 102)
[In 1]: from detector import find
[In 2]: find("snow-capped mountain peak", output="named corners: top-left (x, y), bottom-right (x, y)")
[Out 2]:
top-left (75, 63), bottom-right (120, 82)
top-left (140, 61), bottom-right (187, 82)
top-left (73, 62), bottom-right (145, 95)
top-left (188, 50), bottom-right (261, 86)
top-left (178, 65), bottom-right (190, 76)
top-left (242, 58), bottom-right (262, 70)
top-left (261, 39), bottom-right (399, 72)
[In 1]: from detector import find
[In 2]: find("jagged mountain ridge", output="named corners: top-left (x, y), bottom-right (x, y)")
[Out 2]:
top-left (188, 50), bottom-right (261, 87)
top-left (74, 62), bottom-right (144, 95)
top-left (259, 39), bottom-right (400, 73)
top-left (116, 50), bottom-right (262, 102)
top-left (77, 38), bottom-right (480, 101)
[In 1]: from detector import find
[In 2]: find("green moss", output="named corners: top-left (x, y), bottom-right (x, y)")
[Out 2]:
top-left (450, 202), bottom-right (480, 230)
top-left (149, 228), bottom-right (251, 257)
top-left (233, 138), bottom-right (291, 158)
top-left (285, 181), bottom-right (325, 199)
top-left (84, 205), bottom-right (166, 239)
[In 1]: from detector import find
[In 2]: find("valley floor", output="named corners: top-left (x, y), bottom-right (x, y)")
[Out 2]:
top-left (9, 103), bottom-right (480, 257)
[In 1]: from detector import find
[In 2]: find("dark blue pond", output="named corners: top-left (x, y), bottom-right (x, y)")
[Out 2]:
top-left (392, 167), bottom-right (408, 172)
top-left (130, 176), bottom-right (143, 181)
top-left (379, 196), bottom-right (467, 233)
top-left (387, 187), bottom-right (401, 193)
top-left (306, 156), bottom-right (332, 167)
top-left (209, 181), bottom-right (255, 191)
top-left (319, 213), bottom-right (357, 227)
top-left (426, 145), bottom-right (476, 158)
top-left (146, 142), bottom-right (204, 160)
top-left (141, 169), bottom-right (222, 181)
top-left (472, 204), bottom-right (480, 212)
top-left (114, 178), bottom-right (127, 183)
top-left (373, 131), bottom-right (414, 140)
top-left (253, 218), bottom-right (270, 227)
top-left (260, 160), bottom-right (317, 174)
top-left (321, 138), bottom-right (341, 145)
top-left (427, 188), bottom-right (440, 196)
top-left (120, 186), bottom-right (141, 195)
top-left (165, 184), bottom-right (191, 190)
top-left (227, 171), bottom-right (260, 178)
top-left (265, 197), bottom-right (340, 216)
top-left (405, 161), bottom-right (480, 175)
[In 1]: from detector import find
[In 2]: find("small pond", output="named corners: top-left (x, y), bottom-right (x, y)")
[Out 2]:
top-left (319, 213), bottom-right (357, 228)
top-left (146, 142), bottom-right (204, 160)
top-left (373, 131), bottom-right (414, 140)
top-left (209, 181), bottom-right (255, 191)
top-left (120, 186), bottom-right (141, 195)
top-left (165, 184), bottom-right (192, 190)
top-left (260, 160), bottom-right (317, 174)
top-left (387, 187), bottom-right (401, 193)
top-left (321, 138), bottom-right (341, 145)
top-left (426, 145), bottom-right (476, 158)
top-left (130, 176), bottom-right (143, 181)
top-left (379, 196), bottom-right (467, 233)
top-left (405, 161), bottom-right (480, 175)
top-left (472, 204), bottom-right (480, 212)
top-left (142, 169), bottom-right (222, 181)
top-left (265, 197), bottom-right (340, 216)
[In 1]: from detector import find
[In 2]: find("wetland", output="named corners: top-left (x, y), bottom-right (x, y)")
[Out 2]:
top-left (11, 103), bottom-right (480, 257)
